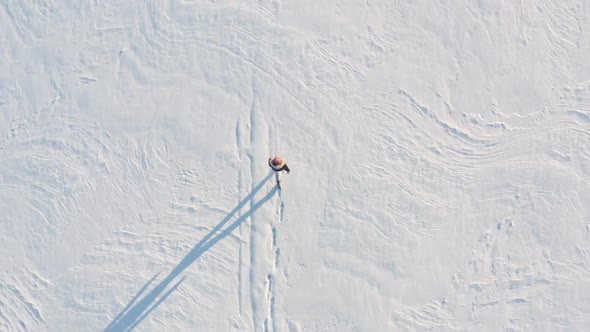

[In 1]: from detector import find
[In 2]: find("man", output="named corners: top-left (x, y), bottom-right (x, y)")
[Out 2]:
top-left (268, 155), bottom-right (290, 188)
top-left (268, 156), bottom-right (290, 173)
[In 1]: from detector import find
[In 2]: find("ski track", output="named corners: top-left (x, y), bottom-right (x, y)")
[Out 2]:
top-left (235, 117), bottom-right (251, 326)
top-left (246, 85), bottom-right (281, 332)
top-left (1, 0), bottom-right (590, 331)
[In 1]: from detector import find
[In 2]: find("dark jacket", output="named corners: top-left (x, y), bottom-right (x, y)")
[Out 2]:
top-left (269, 158), bottom-right (290, 173)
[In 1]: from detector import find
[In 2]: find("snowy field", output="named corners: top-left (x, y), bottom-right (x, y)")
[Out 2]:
top-left (1, 1), bottom-right (590, 331)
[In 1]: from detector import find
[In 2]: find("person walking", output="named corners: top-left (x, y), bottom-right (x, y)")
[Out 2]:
top-left (268, 155), bottom-right (290, 188)
top-left (269, 156), bottom-right (290, 173)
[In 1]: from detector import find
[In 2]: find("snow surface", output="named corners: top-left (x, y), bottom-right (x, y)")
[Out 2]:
top-left (1, 1), bottom-right (590, 331)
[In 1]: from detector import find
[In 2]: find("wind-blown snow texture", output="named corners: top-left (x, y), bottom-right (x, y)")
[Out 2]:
top-left (1, 1), bottom-right (590, 331)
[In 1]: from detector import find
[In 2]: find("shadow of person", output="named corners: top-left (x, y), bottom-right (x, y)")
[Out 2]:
top-left (105, 172), bottom-right (277, 331)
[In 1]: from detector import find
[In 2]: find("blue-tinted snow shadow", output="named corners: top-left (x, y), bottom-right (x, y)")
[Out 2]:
top-left (104, 171), bottom-right (277, 332)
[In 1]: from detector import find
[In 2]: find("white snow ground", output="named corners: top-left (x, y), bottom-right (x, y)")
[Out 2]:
top-left (1, 1), bottom-right (590, 331)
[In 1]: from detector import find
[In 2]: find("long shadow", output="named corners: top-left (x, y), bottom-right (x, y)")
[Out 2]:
top-left (105, 172), bottom-right (276, 331)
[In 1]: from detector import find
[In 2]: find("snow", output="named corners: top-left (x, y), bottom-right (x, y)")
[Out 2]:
top-left (1, 1), bottom-right (590, 331)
